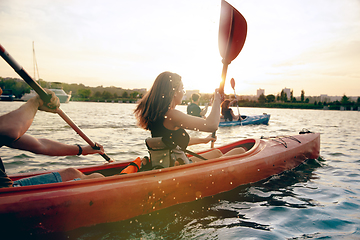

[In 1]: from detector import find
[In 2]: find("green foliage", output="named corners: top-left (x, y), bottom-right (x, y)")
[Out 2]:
top-left (0, 77), bottom-right (146, 102)
top-left (102, 91), bottom-right (113, 99)
top-left (341, 95), bottom-right (350, 105)
top-left (301, 90), bottom-right (305, 102)
top-left (77, 89), bottom-right (91, 99)
top-left (266, 94), bottom-right (276, 103)
top-left (258, 93), bottom-right (266, 103)
top-left (280, 90), bottom-right (288, 102)
top-left (0, 77), bottom-right (31, 98)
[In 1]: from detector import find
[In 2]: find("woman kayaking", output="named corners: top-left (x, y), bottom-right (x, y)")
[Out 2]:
top-left (220, 99), bottom-right (241, 122)
top-left (134, 71), bottom-right (245, 165)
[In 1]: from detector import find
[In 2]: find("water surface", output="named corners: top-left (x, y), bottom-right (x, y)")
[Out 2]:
top-left (1, 102), bottom-right (359, 239)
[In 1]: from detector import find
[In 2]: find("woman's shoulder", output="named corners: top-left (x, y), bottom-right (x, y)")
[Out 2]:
top-left (166, 109), bottom-right (185, 117)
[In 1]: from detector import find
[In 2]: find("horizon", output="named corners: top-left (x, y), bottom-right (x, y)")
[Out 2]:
top-left (1, 75), bottom-right (359, 99)
top-left (1, 0), bottom-right (360, 96)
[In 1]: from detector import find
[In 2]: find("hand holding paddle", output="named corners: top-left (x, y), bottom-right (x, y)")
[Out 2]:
top-left (211, 0), bottom-right (247, 148)
top-left (0, 44), bottom-right (114, 162)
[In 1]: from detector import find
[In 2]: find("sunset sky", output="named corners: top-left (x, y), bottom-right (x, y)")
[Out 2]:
top-left (1, 0), bottom-right (359, 97)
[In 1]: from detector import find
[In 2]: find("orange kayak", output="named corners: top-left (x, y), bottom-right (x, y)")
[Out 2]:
top-left (0, 132), bottom-right (320, 234)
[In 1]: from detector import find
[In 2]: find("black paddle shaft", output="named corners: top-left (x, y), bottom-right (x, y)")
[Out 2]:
top-left (0, 44), bottom-right (112, 162)
top-left (0, 45), bottom-right (52, 103)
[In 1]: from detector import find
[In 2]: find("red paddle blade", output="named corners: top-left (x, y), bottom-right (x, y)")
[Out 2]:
top-left (230, 78), bottom-right (235, 89)
top-left (218, 0), bottom-right (247, 64)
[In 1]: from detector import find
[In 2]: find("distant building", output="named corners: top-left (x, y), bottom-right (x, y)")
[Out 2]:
top-left (282, 87), bottom-right (291, 100)
top-left (257, 88), bottom-right (265, 98)
top-left (320, 94), bottom-right (330, 103)
top-left (133, 88), bottom-right (147, 92)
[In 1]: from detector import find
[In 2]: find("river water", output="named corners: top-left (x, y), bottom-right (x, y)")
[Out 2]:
top-left (1, 101), bottom-right (360, 239)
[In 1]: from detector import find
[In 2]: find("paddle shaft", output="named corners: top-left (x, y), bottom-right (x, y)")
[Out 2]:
top-left (213, 1), bottom-right (247, 148)
top-left (230, 78), bottom-right (241, 116)
top-left (0, 44), bottom-right (112, 162)
top-left (211, 63), bottom-right (229, 148)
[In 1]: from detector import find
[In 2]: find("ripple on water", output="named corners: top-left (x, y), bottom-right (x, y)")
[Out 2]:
top-left (2, 104), bottom-right (360, 239)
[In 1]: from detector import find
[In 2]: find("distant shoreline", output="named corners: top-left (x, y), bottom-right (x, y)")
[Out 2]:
top-left (1, 98), bottom-right (359, 111)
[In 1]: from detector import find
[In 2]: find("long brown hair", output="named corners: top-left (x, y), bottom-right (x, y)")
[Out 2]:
top-left (134, 71), bottom-right (182, 130)
top-left (221, 99), bottom-right (231, 116)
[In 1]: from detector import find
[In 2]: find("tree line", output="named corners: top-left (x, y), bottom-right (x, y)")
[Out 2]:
top-left (2, 77), bottom-right (359, 110)
top-left (256, 89), bottom-right (360, 110)
top-left (0, 77), bottom-right (145, 102)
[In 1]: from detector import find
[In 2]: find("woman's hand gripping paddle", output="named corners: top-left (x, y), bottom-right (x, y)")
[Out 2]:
top-left (0, 44), bottom-right (114, 162)
top-left (211, 0), bottom-right (247, 148)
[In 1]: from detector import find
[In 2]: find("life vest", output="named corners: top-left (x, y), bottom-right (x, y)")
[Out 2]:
top-left (120, 157), bottom-right (142, 174)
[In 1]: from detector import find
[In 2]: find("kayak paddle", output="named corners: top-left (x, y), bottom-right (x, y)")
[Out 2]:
top-left (230, 78), bottom-right (240, 115)
top-left (212, 0), bottom-right (247, 148)
top-left (0, 44), bottom-right (113, 162)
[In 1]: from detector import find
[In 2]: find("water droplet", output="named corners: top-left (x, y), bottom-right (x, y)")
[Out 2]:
top-left (153, 206), bottom-right (156, 209)
top-left (164, 116), bottom-right (167, 118)
top-left (152, 226), bottom-right (154, 229)
top-left (173, 178), bottom-right (176, 181)
top-left (162, 95), bottom-right (164, 98)
top-left (258, 169), bottom-right (260, 171)
top-left (230, 182), bottom-right (233, 184)
top-left (159, 159), bottom-right (163, 163)
top-left (158, 180), bottom-right (162, 184)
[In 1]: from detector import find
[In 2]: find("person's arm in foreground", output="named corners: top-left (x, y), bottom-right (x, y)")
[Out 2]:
top-left (0, 90), bottom-right (59, 141)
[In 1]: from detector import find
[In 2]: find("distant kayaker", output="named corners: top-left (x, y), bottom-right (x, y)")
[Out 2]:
top-left (134, 71), bottom-right (245, 165)
top-left (187, 93), bottom-right (208, 118)
top-left (0, 88), bottom-right (104, 188)
top-left (220, 99), bottom-right (241, 122)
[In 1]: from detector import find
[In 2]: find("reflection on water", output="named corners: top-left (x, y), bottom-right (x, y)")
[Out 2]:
top-left (1, 101), bottom-right (360, 239)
